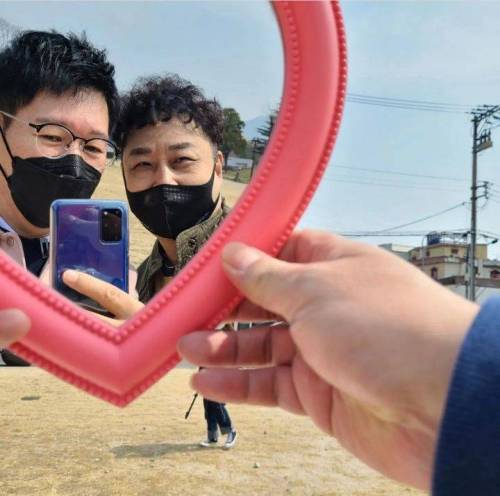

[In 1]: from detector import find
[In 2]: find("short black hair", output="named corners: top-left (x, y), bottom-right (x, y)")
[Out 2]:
top-left (0, 30), bottom-right (119, 133)
top-left (116, 74), bottom-right (224, 150)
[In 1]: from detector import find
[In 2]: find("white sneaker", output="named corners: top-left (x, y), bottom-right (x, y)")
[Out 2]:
top-left (223, 430), bottom-right (237, 450)
top-left (199, 438), bottom-right (218, 448)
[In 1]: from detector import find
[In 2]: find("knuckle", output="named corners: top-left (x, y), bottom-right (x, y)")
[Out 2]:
top-left (103, 286), bottom-right (121, 305)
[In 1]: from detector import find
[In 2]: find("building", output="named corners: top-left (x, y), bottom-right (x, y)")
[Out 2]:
top-left (383, 231), bottom-right (500, 303)
top-left (226, 154), bottom-right (253, 170)
top-left (379, 243), bottom-right (413, 261)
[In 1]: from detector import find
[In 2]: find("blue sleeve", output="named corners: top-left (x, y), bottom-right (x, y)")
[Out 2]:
top-left (433, 296), bottom-right (500, 495)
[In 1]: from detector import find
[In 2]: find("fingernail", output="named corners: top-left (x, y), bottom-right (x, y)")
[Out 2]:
top-left (2, 309), bottom-right (30, 333)
top-left (222, 243), bottom-right (261, 274)
top-left (63, 270), bottom-right (78, 283)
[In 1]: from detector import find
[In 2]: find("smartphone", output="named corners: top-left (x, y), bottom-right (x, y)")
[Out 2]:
top-left (50, 199), bottom-right (129, 314)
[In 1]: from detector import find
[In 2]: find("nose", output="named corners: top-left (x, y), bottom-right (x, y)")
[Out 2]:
top-left (154, 161), bottom-right (178, 186)
top-left (65, 138), bottom-right (86, 158)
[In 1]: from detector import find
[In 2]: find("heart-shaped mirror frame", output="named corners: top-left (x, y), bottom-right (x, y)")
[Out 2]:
top-left (0, 1), bottom-right (347, 406)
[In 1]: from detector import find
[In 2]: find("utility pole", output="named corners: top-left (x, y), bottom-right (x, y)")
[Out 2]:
top-left (468, 106), bottom-right (500, 301)
top-left (250, 138), bottom-right (262, 179)
top-left (469, 115), bottom-right (479, 302)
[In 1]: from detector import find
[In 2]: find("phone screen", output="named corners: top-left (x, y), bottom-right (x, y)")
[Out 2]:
top-left (50, 200), bottom-right (129, 314)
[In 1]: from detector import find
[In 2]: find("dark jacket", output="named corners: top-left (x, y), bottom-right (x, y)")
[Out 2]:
top-left (433, 296), bottom-right (500, 494)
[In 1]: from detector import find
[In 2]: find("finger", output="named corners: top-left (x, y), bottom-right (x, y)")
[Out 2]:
top-left (177, 327), bottom-right (296, 367)
top-left (191, 367), bottom-right (305, 415)
top-left (292, 353), bottom-right (335, 436)
top-left (97, 315), bottom-right (125, 327)
top-left (0, 309), bottom-right (30, 346)
top-left (84, 310), bottom-right (125, 328)
top-left (63, 270), bottom-right (143, 320)
top-left (278, 229), bottom-right (365, 264)
top-left (221, 243), bottom-right (307, 320)
top-left (226, 298), bottom-right (282, 322)
top-left (222, 233), bottom-right (367, 322)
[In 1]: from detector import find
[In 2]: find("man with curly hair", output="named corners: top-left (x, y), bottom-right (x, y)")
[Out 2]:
top-left (117, 75), bottom-right (227, 300)
top-left (64, 74), bottom-right (238, 449)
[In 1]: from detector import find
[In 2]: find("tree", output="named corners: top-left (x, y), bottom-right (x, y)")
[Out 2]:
top-left (257, 108), bottom-right (278, 148)
top-left (250, 108), bottom-right (279, 173)
top-left (221, 107), bottom-right (247, 170)
top-left (0, 18), bottom-right (19, 48)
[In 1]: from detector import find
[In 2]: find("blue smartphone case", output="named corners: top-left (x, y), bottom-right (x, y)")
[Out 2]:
top-left (50, 199), bottom-right (129, 310)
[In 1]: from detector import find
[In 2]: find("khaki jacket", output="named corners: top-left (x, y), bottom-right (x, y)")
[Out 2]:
top-left (136, 202), bottom-right (229, 304)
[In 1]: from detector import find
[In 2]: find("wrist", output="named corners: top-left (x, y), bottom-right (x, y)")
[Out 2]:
top-left (416, 298), bottom-right (479, 435)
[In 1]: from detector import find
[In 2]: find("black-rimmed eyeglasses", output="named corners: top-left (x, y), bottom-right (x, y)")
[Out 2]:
top-left (0, 110), bottom-right (118, 170)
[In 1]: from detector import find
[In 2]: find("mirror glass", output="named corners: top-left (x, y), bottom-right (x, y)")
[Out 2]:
top-left (0, 1), bottom-right (283, 321)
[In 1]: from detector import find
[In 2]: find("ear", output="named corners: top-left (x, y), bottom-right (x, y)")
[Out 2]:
top-left (215, 150), bottom-right (224, 177)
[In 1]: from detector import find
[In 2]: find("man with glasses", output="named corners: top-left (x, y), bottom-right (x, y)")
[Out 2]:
top-left (0, 30), bottom-right (119, 365)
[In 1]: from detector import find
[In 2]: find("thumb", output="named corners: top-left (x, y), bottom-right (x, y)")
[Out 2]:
top-left (0, 309), bottom-right (31, 347)
top-left (221, 242), bottom-right (301, 320)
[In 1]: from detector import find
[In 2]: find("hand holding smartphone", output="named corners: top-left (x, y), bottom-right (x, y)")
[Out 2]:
top-left (50, 199), bottom-right (129, 315)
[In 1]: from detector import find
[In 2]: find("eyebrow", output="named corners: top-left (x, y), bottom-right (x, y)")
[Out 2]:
top-left (168, 142), bottom-right (194, 152)
top-left (35, 116), bottom-right (108, 139)
top-left (128, 146), bottom-right (152, 157)
top-left (127, 141), bottom-right (195, 158)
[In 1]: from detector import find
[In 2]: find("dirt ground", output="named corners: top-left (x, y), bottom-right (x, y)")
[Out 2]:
top-left (0, 367), bottom-right (423, 496)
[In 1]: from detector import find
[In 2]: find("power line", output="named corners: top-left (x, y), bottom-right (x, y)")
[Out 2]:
top-left (481, 229), bottom-right (500, 238)
top-left (347, 97), bottom-right (468, 114)
top-left (340, 230), bottom-right (453, 237)
top-left (339, 229), bottom-right (500, 239)
top-left (322, 176), bottom-right (465, 193)
top-left (342, 232), bottom-right (453, 238)
top-left (346, 94), bottom-right (474, 114)
top-left (348, 93), bottom-right (476, 110)
top-left (330, 164), bottom-right (469, 183)
top-left (363, 202), bottom-right (468, 234)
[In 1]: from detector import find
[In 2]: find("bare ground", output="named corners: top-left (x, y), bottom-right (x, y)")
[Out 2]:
top-left (0, 368), bottom-right (423, 496)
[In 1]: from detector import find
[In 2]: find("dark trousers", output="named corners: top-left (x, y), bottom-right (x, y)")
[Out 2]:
top-left (203, 399), bottom-right (233, 441)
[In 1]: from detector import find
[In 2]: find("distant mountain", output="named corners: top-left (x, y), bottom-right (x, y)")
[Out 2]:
top-left (243, 115), bottom-right (267, 141)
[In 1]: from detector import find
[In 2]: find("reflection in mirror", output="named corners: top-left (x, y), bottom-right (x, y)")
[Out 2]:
top-left (0, 1), bottom-right (283, 329)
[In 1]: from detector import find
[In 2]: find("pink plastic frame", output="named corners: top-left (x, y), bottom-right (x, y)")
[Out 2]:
top-left (0, 1), bottom-right (347, 406)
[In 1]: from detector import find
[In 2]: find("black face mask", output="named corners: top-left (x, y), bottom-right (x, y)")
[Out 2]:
top-left (0, 127), bottom-right (101, 229)
top-left (126, 166), bottom-right (219, 239)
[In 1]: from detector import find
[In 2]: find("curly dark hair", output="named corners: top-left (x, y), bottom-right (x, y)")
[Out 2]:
top-left (0, 30), bottom-right (119, 133)
top-left (116, 74), bottom-right (224, 150)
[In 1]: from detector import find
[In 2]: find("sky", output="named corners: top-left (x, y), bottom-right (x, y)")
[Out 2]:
top-left (0, 1), bottom-right (283, 120)
top-left (1, 1), bottom-right (500, 257)
top-left (301, 0), bottom-right (500, 259)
